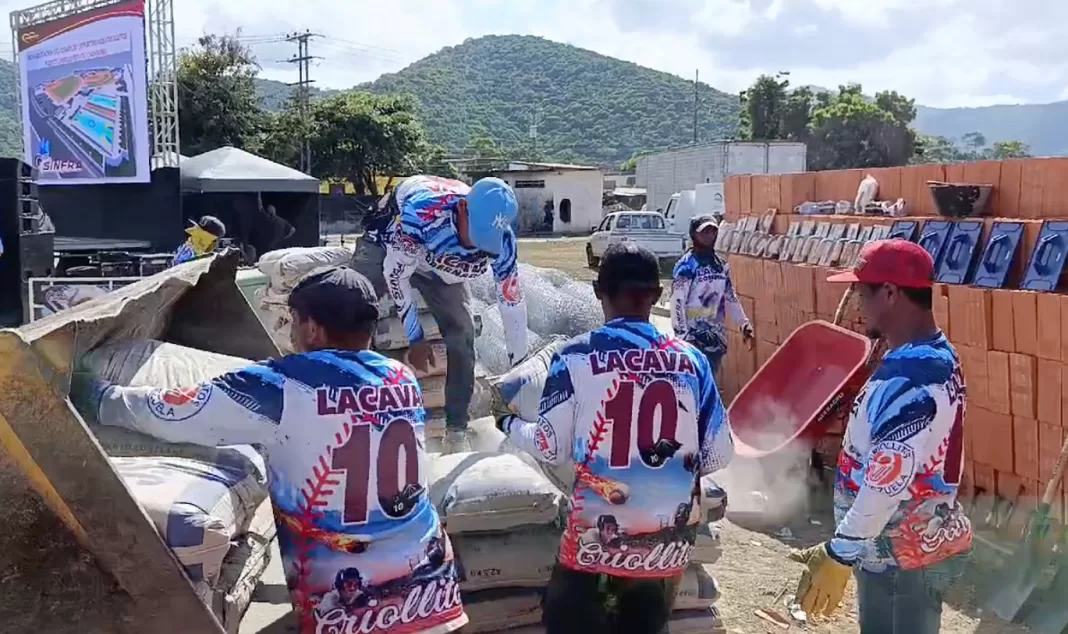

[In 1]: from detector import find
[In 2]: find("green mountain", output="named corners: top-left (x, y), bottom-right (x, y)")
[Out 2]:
top-left (913, 103), bottom-right (1068, 157)
top-left (0, 59), bottom-right (24, 159)
top-left (260, 35), bottom-right (742, 166)
top-left (252, 36), bottom-right (1068, 164)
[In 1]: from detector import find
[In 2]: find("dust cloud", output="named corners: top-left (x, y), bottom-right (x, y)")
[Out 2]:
top-left (718, 398), bottom-right (816, 526)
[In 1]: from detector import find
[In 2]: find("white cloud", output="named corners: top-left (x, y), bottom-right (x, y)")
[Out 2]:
top-left (0, 0), bottom-right (1061, 107)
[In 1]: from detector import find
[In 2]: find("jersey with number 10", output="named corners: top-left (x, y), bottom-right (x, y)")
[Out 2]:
top-left (507, 317), bottom-right (734, 578)
top-left (92, 350), bottom-right (466, 634)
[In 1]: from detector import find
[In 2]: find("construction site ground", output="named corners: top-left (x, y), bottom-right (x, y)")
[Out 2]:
top-left (233, 237), bottom-right (1027, 633)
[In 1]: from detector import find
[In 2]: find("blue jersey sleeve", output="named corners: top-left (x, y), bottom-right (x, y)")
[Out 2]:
top-left (671, 253), bottom-right (698, 337)
top-left (505, 352), bottom-right (576, 465)
top-left (383, 194), bottom-right (436, 345)
top-left (86, 364), bottom-right (287, 447)
top-left (491, 231), bottom-right (529, 364)
top-left (693, 348), bottom-right (734, 475)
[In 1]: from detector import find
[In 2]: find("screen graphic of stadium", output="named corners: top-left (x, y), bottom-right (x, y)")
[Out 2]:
top-left (17, 0), bottom-right (151, 184)
top-left (32, 66), bottom-right (134, 176)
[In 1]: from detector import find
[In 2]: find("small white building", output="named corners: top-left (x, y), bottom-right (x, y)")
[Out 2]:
top-left (465, 161), bottom-right (604, 235)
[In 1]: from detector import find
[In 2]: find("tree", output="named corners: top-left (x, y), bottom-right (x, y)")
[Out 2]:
top-left (807, 86), bottom-right (914, 170)
top-left (910, 132), bottom-right (1033, 164)
top-left (306, 92), bottom-right (428, 196)
top-left (739, 73), bottom-right (790, 140)
top-left (177, 33), bottom-right (264, 155)
top-left (414, 143), bottom-right (460, 179)
top-left (465, 135), bottom-right (503, 160)
top-left (990, 140), bottom-right (1032, 159)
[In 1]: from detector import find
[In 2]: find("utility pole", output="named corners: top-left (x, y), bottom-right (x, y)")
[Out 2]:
top-left (285, 30), bottom-right (321, 173)
top-left (529, 106), bottom-right (539, 159)
top-left (693, 69), bottom-right (699, 145)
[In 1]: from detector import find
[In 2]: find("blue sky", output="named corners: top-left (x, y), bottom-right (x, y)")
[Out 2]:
top-left (1, 0), bottom-right (1065, 108)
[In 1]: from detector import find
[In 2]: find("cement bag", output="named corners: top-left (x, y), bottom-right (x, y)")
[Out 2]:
top-left (257, 246), bottom-right (352, 288)
top-left (420, 374), bottom-right (446, 410)
top-left (488, 336), bottom-right (569, 422)
top-left (212, 499), bottom-right (277, 634)
top-left (452, 526), bottom-right (561, 592)
top-left (111, 453), bottom-right (269, 588)
top-left (428, 451), bottom-right (564, 534)
top-left (383, 340), bottom-right (447, 378)
top-left (79, 339), bottom-right (266, 471)
top-left (373, 313), bottom-right (441, 350)
top-left (460, 588), bottom-right (542, 633)
top-left (82, 338), bottom-right (250, 387)
top-left (674, 562), bottom-right (720, 610)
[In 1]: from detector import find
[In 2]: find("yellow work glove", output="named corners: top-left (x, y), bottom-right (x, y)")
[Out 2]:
top-left (788, 542), bottom-right (853, 618)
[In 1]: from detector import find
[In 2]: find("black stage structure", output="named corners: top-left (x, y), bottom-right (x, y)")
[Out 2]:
top-left (180, 146), bottom-right (320, 259)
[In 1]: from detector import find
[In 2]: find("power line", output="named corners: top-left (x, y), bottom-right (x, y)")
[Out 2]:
top-left (285, 30), bottom-right (321, 173)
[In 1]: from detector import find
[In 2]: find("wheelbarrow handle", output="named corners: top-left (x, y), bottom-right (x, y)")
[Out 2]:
top-left (833, 287), bottom-right (855, 327)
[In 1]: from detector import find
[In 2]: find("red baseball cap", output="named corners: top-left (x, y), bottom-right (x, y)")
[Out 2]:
top-left (827, 239), bottom-right (934, 288)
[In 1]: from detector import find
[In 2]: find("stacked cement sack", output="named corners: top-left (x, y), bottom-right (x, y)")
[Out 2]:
top-left (427, 418), bottom-right (563, 632)
top-left (256, 246), bottom-right (354, 354)
top-left (77, 339), bottom-right (274, 632)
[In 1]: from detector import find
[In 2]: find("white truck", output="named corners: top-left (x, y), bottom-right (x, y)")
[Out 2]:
top-left (585, 211), bottom-right (686, 268)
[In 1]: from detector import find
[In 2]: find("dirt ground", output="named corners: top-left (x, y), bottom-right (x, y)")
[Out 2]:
top-left (713, 503), bottom-right (1031, 634)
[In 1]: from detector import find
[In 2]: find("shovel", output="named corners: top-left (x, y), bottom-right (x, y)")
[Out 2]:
top-left (1023, 527), bottom-right (1068, 634)
top-left (981, 432), bottom-right (1068, 622)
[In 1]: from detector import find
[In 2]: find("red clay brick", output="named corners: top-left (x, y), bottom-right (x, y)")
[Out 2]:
top-left (972, 461), bottom-right (996, 495)
top-left (1009, 353), bottom-right (1038, 419)
top-left (958, 346), bottom-right (989, 411)
top-left (1037, 359), bottom-right (1062, 425)
top-left (1013, 417), bottom-right (1040, 480)
top-left (991, 290), bottom-right (1015, 352)
top-left (1039, 422), bottom-right (1065, 483)
top-left (987, 351), bottom-right (1013, 415)
top-left (1037, 293), bottom-right (1063, 360)
top-left (1013, 291), bottom-right (1039, 357)
top-left (971, 407), bottom-right (1015, 473)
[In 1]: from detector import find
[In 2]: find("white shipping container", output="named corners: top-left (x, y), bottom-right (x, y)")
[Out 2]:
top-left (635, 141), bottom-right (807, 213)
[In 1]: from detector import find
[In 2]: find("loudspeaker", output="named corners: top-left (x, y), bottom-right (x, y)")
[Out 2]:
top-left (0, 158), bottom-right (49, 326)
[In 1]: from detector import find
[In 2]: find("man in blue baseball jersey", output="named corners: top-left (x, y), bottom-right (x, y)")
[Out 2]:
top-left (71, 267), bottom-right (467, 634)
top-left (790, 240), bottom-right (971, 633)
top-left (671, 215), bottom-right (753, 374)
top-left (498, 242), bottom-right (734, 634)
top-left (351, 175), bottom-right (529, 452)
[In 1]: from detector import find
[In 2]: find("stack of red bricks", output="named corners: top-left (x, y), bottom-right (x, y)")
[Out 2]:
top-left (945, 285), bottom-right (1068, 524)
top-left (717, 156), bottom-right (1068, 530)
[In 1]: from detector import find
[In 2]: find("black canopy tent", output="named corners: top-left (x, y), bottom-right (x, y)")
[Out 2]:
top-left (180, 147), bottom-right (320, 256)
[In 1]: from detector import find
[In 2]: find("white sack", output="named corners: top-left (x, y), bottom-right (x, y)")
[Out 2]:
top-left (82, 338), bottom-right (250, 387)
top-left (257, 246), bottom-right (352, 288)
top-left (451, 527), bottom-right (562, 592)
top-left (428, 451), bottom-right (564, 534)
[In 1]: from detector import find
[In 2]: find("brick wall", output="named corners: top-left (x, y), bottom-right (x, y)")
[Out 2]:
top-left (720, 157), bottom-right (1068, 525)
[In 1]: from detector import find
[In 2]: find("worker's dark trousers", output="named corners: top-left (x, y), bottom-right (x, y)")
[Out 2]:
top-left (855, 552), bottom-right (970, 634)
top-left (541, 565), bottom-right (680, 634)
top-left (349, 236), bottom-right (476, 430)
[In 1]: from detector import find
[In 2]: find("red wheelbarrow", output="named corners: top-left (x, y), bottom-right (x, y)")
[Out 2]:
top-left (728, 320), bottom-right (874, 459)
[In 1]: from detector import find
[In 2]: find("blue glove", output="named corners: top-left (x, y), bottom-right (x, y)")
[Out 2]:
top-left (69, 372), bottom-right (113, 424)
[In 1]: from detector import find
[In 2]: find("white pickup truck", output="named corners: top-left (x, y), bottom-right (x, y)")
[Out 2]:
top-left (585, 211), bottom-right (686, 268)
